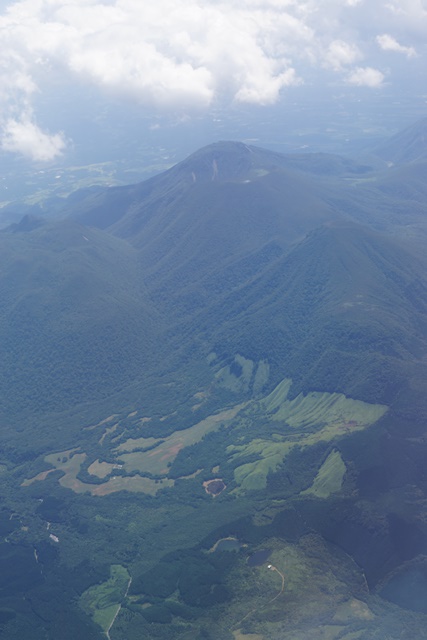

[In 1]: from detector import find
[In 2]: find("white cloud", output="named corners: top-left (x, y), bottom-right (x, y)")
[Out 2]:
top-left (234, 67), bottom-right (300, 104)
top-left (0, 0), bottom-right (306, 110)
top-left (346, 66), bottom-right (385, 87)
top-left (1, 116), bottom-right (66, 161)
top-left (376, 33), bottom-right (417, 57)
top-left (324, 40), bottom-right (361, 70)
top-left (381, 1), bottom-right (427, 42)
top-left (0, 50), bottom-right (37, 104)
top-left (0, 0), bottom-right (424, 160)
top-left (385, 0), bottom-right (427, 24)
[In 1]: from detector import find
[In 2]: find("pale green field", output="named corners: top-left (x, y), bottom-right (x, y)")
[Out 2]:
top-left (215, 356), bottom-right (270, 395)
top-left (252, 360), bottom-right (270, 395)
top-left (88, 459), bottom-right (117, 479)
top-left (228, 439), bottom-right (294, 492)
top-left (22, 376), bottom-right (387, 498)
top-left (116, 402), bottom-right (247, 476)
top-left (215, 355), bottom-right (254, 393)
top-left (229, 379), bottom-right (387, 492)
top-left (262, 378), bottom-right (293, 412)
top-left (23, 401), bottom-right (246, 493)
top-left (24, 449), bottom-right (173, 496)
top-left (80, 564), bottom-right (130, 632)
top-left (90, 475), bottom-right (174, 496)
top-left (301, 449), bottom-right (347, 499)
top-left (263, 381), bottom-right (386, 429)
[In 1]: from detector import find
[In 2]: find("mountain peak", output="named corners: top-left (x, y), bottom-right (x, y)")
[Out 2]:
top-left (174, 140), bottom-right (256, 183)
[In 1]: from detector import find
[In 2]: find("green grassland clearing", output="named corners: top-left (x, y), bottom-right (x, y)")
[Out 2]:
top-left (228, 379), bottom-right (387, 492)
top-left (23, 449), bottom-right (173, 496)
top-left (88, 459), bottom-right (120, 479)
top-left (21, 378), bottom-right (386, 498)
top-left (21, 468), bottom-right (56, 485)
top-left (22, 448), bottom-right (82, 488)
top-left (99, 423), bottom-right (119, 445)
top-left (85, 415), bottom-right (119, 431)
top-left (21, 403), bottom-right (245, 495)
top-left (301, 449), bottom-right (347, 499)
top-left (214, 356), bottom-right (270, 396)
top-left (115, 402), bottom-right (247, 476)
top-left (192, 390), bottom-right (209, 411)
top-left (262, 379), bottom-right (385, 429)
top-left (215, 355), bottom-right (254, 393)
top-left (80, 564), bottom-right (131, 633)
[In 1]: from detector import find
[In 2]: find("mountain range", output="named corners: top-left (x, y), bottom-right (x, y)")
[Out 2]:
top-left (0, 117), bottom-right (427, 640)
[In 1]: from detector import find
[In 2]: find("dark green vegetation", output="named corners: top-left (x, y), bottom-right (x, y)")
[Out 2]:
top-left (1, 118), bottom-right (427, 639)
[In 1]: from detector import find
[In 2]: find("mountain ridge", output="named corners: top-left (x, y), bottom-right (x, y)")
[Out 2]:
top-left (1, 119), bottom-right (427, 640)
top-left (373, 117), bottom-right (427, 165)
top-left (1, 124), bottom-right (427, 421)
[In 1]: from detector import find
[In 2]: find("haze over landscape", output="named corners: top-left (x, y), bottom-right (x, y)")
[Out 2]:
top-left (0, 1), bottom-right (426, 640)
top-left (0, 0), bottom-right (426, 200)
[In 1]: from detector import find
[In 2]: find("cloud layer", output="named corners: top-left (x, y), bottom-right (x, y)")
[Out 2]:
top-left (0, 0), bottom-right (425, 160)
top-left (1, 114), bottom-right (66, 161)
top-left (376, 34), bottom-right (417, 57)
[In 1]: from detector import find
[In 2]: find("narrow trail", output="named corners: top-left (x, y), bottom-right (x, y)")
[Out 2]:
top-left (231, 564), bottom-right (285, 630)
top-left (106, 577), bottom-right (132, 640)
top-left (267, 565), bottom-right (285, 603)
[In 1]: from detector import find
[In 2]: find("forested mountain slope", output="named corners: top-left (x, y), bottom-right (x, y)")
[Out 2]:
top-left (0, 119), bottom-right (427, 640)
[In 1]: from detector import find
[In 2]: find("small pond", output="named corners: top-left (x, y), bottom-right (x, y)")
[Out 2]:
top-left (205, 479), bottom-right (226, 496)
top-left (248, 549), bottom-right (272, 567)
top-left (380, 567), bottom-right (427, 614)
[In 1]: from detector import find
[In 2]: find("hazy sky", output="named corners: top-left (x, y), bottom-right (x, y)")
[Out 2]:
top-left (0, 0), bottom-right (425, 161)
